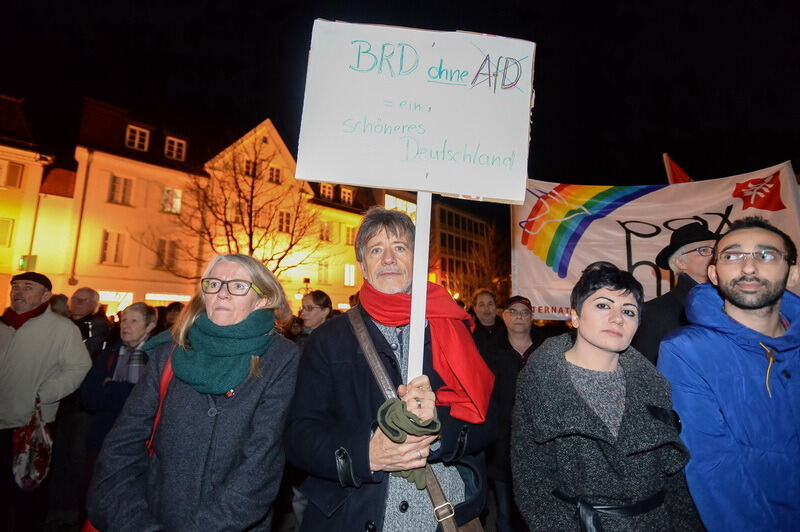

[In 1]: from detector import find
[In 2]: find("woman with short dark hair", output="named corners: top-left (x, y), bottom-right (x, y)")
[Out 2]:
top-left (512, 261), bottom-right (701, 530)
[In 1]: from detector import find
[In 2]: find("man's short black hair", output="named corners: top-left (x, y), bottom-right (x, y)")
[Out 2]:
top-left (716, 216), bottom-right (797, 265)
top-left (570, 261), bottom-right (644, 318)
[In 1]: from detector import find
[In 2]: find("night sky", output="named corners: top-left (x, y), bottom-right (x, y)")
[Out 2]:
top-left (3, 1), bottom-right (799, 187)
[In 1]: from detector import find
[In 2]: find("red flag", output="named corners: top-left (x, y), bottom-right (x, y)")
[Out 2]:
top-left (732, 171), bottom-right (787, 212)
top-left (663, 153), bottom-right (692, 184)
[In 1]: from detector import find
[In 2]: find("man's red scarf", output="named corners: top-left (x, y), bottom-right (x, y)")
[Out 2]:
top-left (1, 301), bottom-right (49, 330)
top-left (359, 281), bottom-right (494, 424)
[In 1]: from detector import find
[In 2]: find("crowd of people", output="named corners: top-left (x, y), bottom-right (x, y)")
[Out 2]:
top-left (0, 208), bottom-right (798, 531)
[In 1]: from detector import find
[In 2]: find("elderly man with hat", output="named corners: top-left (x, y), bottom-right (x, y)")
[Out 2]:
top-left (631, 222), bottom-right (718, 364)
top-left (0, 272), bottom-right (90, 530)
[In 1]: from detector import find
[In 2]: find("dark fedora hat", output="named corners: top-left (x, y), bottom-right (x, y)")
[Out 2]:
top-left (655, 223), bottom-right (718, 269)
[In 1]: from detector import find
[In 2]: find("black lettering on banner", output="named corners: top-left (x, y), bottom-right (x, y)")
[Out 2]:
top-left (704, 204), bottom-right (735, 234)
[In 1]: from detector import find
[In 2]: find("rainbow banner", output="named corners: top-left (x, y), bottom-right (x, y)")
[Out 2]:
top-left (513, 162), bottom-right (800, 320)
top-left (520, 184), bottom-right (665, 278)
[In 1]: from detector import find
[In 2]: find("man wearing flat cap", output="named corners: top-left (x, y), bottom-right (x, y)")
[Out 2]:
top-left (631, 222), bottom-right (718, 364)
top-left (0, 272), bottom-right (90, 529)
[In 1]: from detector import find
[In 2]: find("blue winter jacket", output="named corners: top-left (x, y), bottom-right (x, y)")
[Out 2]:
top-left (658, 283), bottom-right (800, 531)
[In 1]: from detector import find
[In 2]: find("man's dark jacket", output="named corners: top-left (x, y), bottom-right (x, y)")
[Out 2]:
top-left (632, 274), bottom-right (696, 364)
top-left (285, 306), bottom-right (497, 531)
top-left (73, 311), bottom-right (110, 360)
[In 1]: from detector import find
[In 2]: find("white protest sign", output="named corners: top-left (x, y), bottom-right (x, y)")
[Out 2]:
top-left (296, 19), bottom-right (535, 203)
top-left (512, 161), bottom-right (800, 319)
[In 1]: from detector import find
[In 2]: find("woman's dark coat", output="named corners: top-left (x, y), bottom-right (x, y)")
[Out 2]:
top-left (284, 306), bottom-right (497, 531)
top-left (80, 340), bottom-right (144, 453)
top-left (511, 333), bottom-right (702, 531)
top-left (87, 336), bottom-right (299, 532)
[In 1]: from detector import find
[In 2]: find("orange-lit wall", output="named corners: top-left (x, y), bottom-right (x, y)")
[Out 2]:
top-left (0, 146), bottom-right (50, 306)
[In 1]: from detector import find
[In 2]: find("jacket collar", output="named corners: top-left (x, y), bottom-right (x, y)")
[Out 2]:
top-left (530, 334), bottom-right (685, 459)
top-left (686, 282), bottom-right (800, 355)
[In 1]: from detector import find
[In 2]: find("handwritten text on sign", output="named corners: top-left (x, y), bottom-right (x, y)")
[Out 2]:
top-left (296, 20), bottom-right (536, 203)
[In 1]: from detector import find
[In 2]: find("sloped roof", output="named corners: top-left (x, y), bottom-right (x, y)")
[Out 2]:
top-left (77, 98), bottom-right (207, 175)
top-left (0, 94), bottom-right (37, 151)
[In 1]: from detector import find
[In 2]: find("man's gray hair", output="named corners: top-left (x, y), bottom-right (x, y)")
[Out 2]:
top-left (74, 287), bottom-right (100, 311)
top-left (354, 206), bottom-right (415, 262)
top-left (667, 244), bottom-right (691, 275)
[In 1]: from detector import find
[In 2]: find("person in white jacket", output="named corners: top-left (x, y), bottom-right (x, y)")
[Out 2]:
top-left (0, 271), bottom-right (90, 531)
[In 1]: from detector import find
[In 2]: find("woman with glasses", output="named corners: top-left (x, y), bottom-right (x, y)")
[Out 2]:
top-left (512, 261), bottom-right (700, 531)
top-left (294, 290), bottom-right (332, 350)
top-left (86, 254), bottom-right (299, 531)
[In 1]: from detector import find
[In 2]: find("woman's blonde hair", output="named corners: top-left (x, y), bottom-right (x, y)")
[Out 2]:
top-left (171, 254), bottom-right (288, 376)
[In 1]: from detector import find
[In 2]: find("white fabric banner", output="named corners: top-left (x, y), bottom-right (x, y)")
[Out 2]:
top-left (512, 161), bottom-right (800, 319)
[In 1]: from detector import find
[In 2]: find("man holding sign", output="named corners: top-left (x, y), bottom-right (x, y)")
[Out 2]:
top-left (286, 207), bottom-right (496, 531)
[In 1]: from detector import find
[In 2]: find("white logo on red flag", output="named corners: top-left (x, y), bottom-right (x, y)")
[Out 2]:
top-left (732, 171), bottom-right (786, 212)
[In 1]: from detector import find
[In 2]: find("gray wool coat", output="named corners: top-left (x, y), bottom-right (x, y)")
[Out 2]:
top-left (87, 336), bottom-right (299, 532)
top-left (511, 333), bottom-right (702, 531)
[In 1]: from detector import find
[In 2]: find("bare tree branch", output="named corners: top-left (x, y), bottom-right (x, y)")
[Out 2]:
top-left (132, 137), bottom-right (327, 279)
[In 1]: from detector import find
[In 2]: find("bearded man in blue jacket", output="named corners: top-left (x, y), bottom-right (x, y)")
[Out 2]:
top-left (659, 216), bottom-right (800, 531)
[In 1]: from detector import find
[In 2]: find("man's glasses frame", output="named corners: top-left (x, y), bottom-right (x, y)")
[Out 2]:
top-left (201, 278), bottom-right (264, 296)
top-left (504, 308), bottom-right (532, 317)
top-left (716, 249), bottom-right (793, 265)
top-left (680, 246), bottom-right (714, 257)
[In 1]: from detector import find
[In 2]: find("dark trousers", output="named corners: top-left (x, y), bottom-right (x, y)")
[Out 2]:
top-left (1, 427), bottom-right (52, 532)
top-left (45, 407), bottom-right (90, 531)
top-left (490, 479), bottom-right (527, 532)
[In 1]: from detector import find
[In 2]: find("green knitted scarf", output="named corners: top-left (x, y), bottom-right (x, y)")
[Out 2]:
top-left (171, 308), bottom-right (276, 394)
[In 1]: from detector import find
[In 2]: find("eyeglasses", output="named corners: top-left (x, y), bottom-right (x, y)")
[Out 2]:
top-left (201, 278), bottom-right (263, 296)
top-left (301, 305), bottom-right (322, 312)
top-left (681, 246), bottom-right (714, 257)
top-left (716, 249), bottom-right (791, 265)
top-left (504, 308), bottom-right (532, 317)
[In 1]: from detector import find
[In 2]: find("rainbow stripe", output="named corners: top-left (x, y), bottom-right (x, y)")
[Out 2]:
top-left (520, 183), bottom-right (665, 278)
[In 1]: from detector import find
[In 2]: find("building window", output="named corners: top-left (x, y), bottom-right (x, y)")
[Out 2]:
top-left (344, 264), bottom-right (356, 286)
top-left (155, 239), bottom-right (178, 270)
top-left (100, 230), bottom-right (126, 265)
top-left (0, 218), bottom-right (13, 247)
top-left (162, 187), bottom-right (182, 213)
top-left (318, 261), bottom-right (329, 284)
top-left (268, 167), bottom-right (282, 184)
top-left (320, 183), bottom-right (334, 200)
top-left (384, 194), bottom-right (417, 221)
top-left (108, 175), bottom-right (133, 205)
top-left (244, 160), bottom-right (259, 177)
top-left (227, 200), bottom-right (244, 224)
top-left (0, 161), bottom-right (23, 188)
top-left (125, 125), bottom-right (150, 151)
top-left (278, 210), bottom-right (292, 233)
top-left (341, 187), bottom-right (353, 205)
top-left (164, 136), bottom-right (186, 161)
top-left (345, 226), bottom-right (356, 246)
top-left (319, 221), bottom-right (333, 242)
